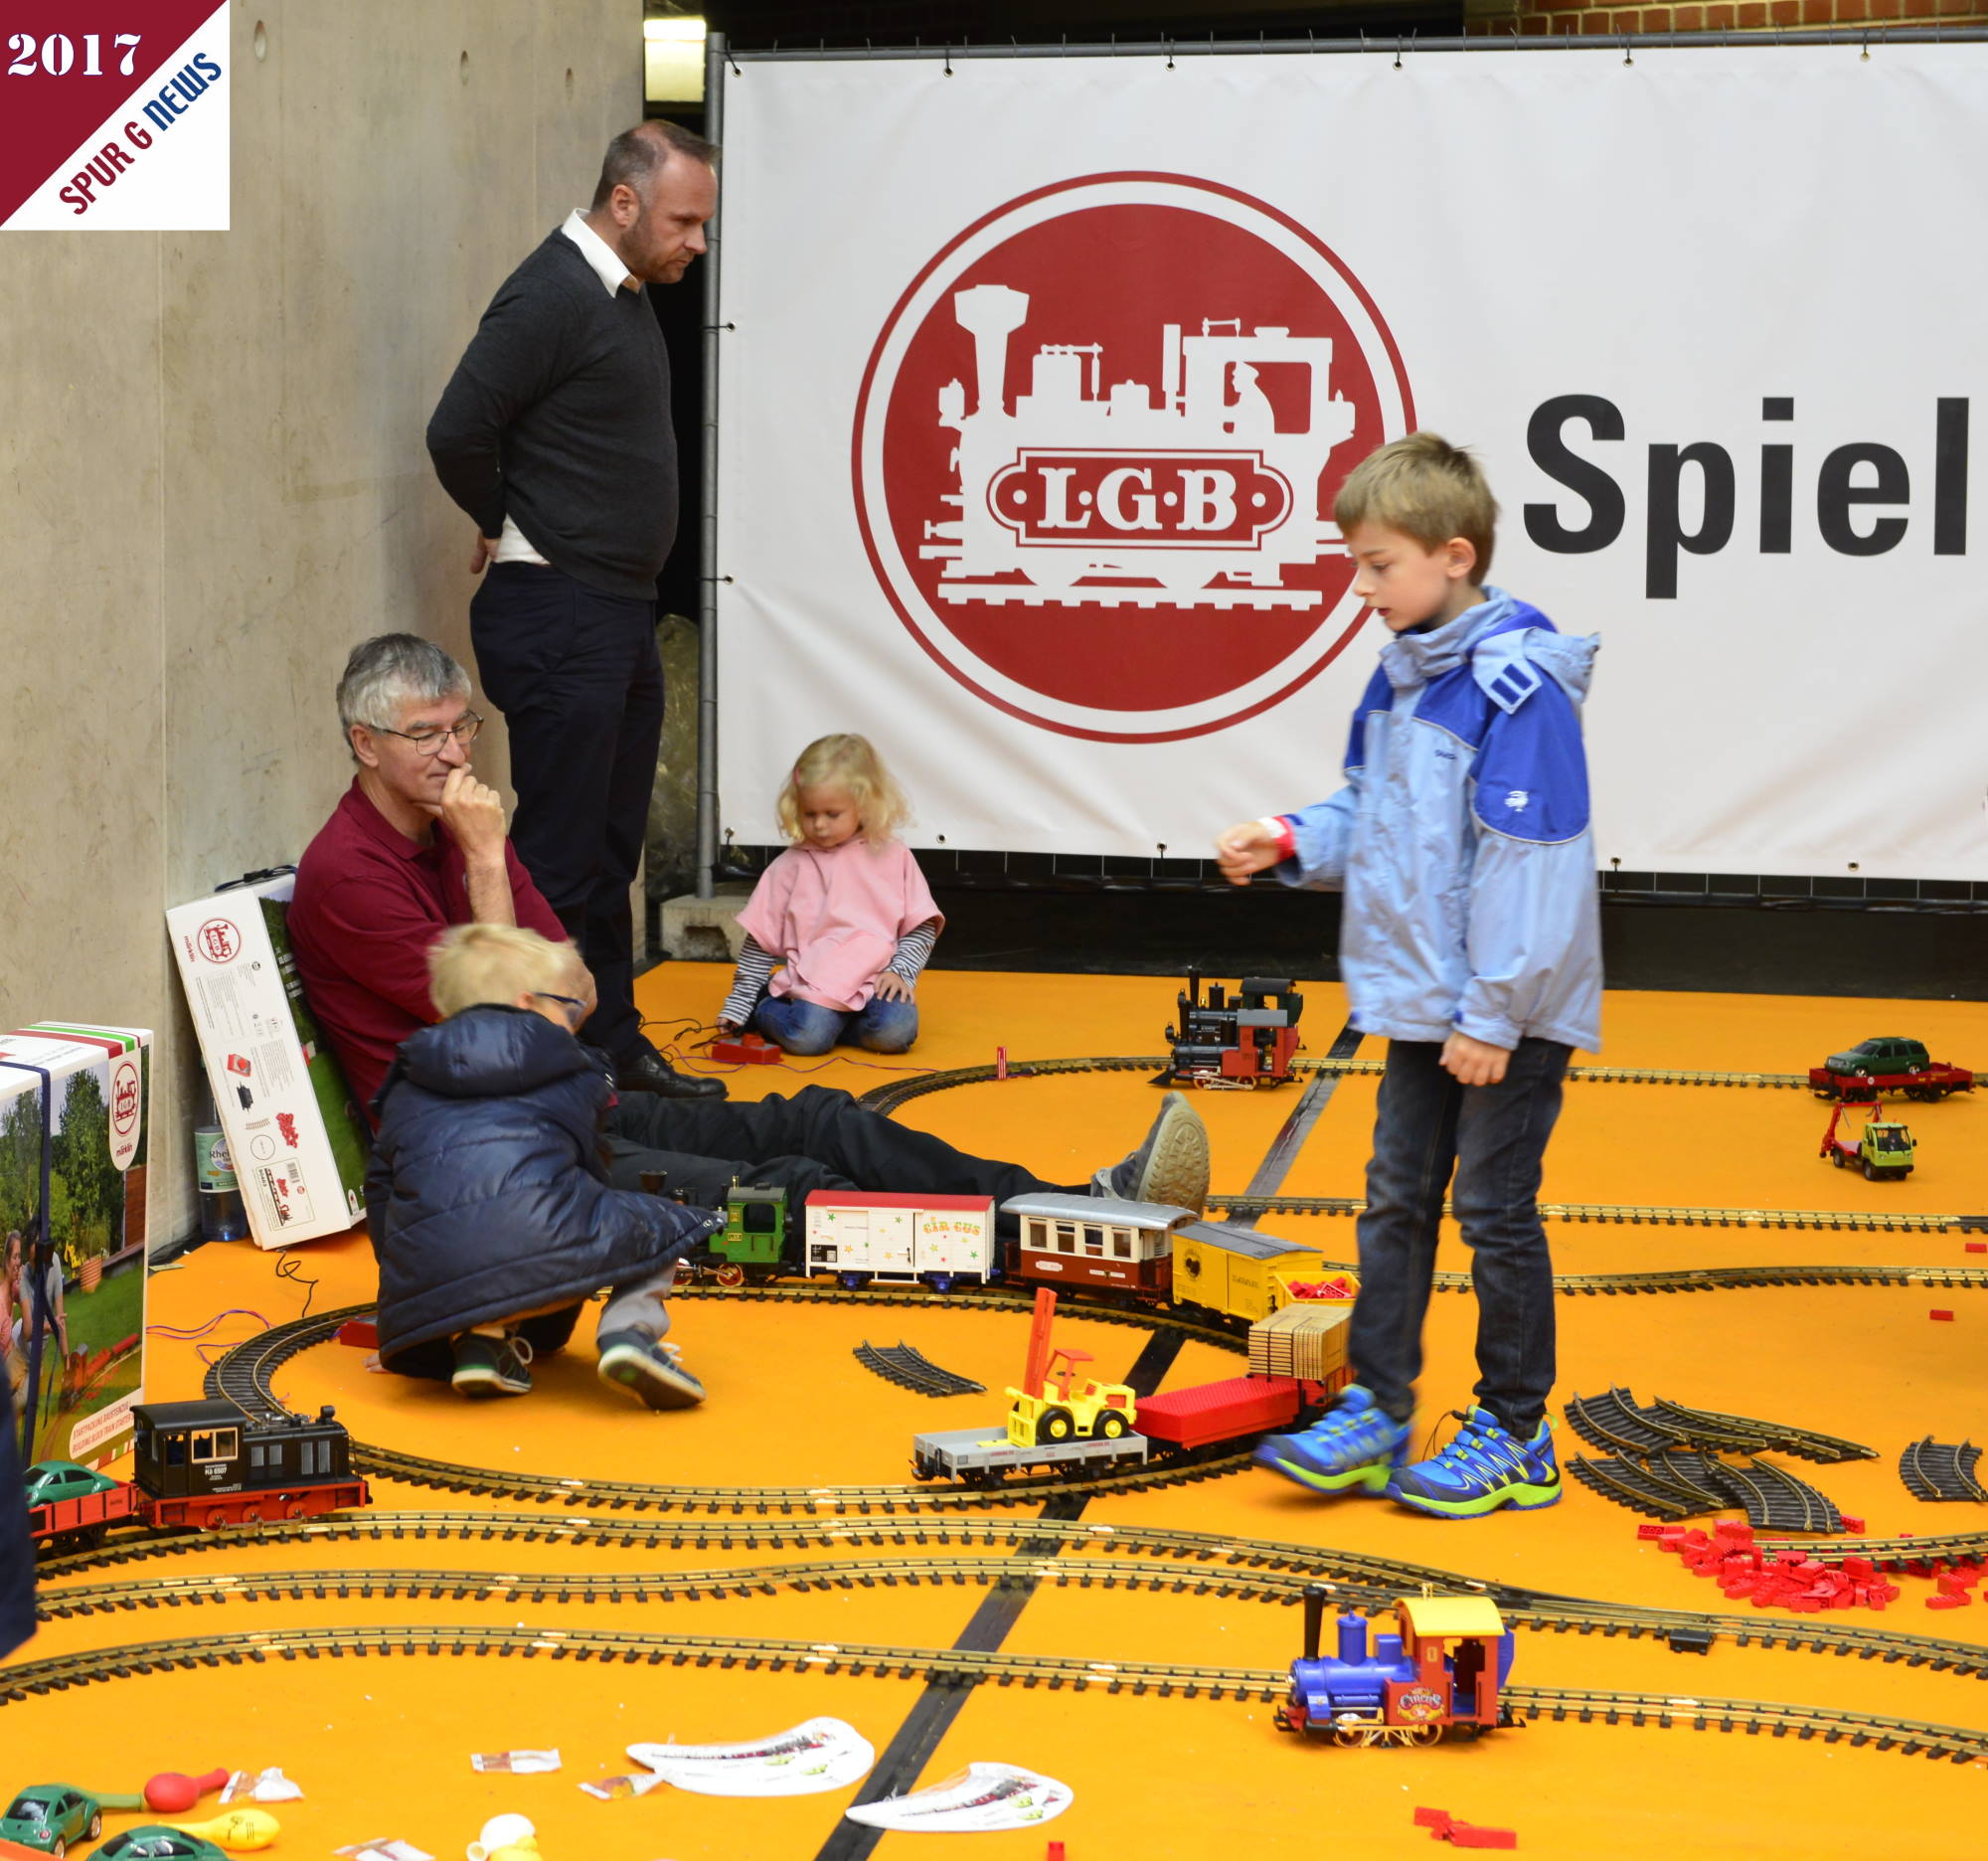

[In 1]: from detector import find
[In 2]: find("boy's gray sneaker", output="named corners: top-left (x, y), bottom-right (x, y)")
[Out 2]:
top-left (1092, 1091), bottom-right (1210, 1215)
top-left (451, 1331), bottom-right (534, 1398)
top-left (596, 1330), bottom-right (707, 1411)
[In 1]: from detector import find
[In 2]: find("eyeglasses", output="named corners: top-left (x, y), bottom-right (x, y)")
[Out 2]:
top-left (371, 712), bottom-right (483, 756)
top-left (532, 992), bottom-right (587, 1026)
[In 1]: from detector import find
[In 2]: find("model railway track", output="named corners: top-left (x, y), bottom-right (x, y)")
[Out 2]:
top-left (854, 1055), bottom-right (1826, 1119)
top-left (1220, 1251), bottom-right (1988, 1292)
top-left (1566, 1389), bottom-right (1873, 1464)
top-left (37, 1517), bottom-right (1988, 1680)
top-left (862, 1057), bottom-right (1975, 1234)
top-left (1900, 1438), bottom-right (1988, 1504)
top-left (5, 1623), bottom-right (1986, 1762)
top-left (1211, 1194), bottom-right (1966, 1235)
top-left (206, 1307), bottom-right (1248, 1513)
top-left (33, 1550), bottom-right (1988, 1675)
top-left (853, 1341), bottom-right (986, 1397)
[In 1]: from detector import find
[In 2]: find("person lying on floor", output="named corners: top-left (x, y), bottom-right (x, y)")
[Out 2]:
top-left (294, 634), bottom-right (1214, 1229)
top-left (369, 924), bottom-right (721, 1409)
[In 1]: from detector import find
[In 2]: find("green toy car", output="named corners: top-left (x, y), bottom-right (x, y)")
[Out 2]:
top-left (1823, 1037), bottom-right (1930, 1079)
top-left (87, 1831), bottom-right (227, 1861)
top-left (21, 1462), bottom-right (121, 1512)
top-left (0, 1786), bottom-right (103, 1857)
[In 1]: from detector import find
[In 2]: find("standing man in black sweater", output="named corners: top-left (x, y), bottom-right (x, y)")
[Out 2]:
top-left (426, 120), bottom-right (724, 1100)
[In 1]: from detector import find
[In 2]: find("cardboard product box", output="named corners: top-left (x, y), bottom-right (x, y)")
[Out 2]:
top-left (0, 1023), bottom-right (151, 1467)
top-left (167, 874), bottom-right (370, 1249)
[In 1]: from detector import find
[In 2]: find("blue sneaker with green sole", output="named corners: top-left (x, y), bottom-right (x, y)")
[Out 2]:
top-left (1253, 1384), bottom-right (1411, 1495)
top-left (1385, 1406), bottom-right (1562, 1519)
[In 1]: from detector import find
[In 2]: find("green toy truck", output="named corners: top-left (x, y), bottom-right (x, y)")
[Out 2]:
top-left (1819, 1100), bottom-right (1915, 1181)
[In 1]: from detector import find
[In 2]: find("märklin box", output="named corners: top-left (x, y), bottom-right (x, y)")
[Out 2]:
top-left (167, 874), bottom-right (369, 1248)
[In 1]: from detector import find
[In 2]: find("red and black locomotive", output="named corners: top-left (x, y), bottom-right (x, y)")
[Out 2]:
top-left (1157, 969), bottom-right (1303, 1089)
top-left (28, 1398), bottom-right (368, 1551)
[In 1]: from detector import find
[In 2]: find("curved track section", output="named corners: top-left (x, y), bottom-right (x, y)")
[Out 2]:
top-left (857, 1054), bottom-right (1979, 1244)
top-left (5, 1624), bottom-right (1985, 1763)
top-left (854, 1055), bottom-right (1821, 1120)
top-left (203, 1305), bottom-right (1250, 1514)
top-left (35, 1516), bottom-right (1988, 1678)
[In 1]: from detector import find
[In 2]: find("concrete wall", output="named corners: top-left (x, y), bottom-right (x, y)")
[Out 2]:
top-left (0, 0), bottom-right (643, 1248)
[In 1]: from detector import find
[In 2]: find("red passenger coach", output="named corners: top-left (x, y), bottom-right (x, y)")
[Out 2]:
top-left (1002, 1194), bottom-right (1195, 1301)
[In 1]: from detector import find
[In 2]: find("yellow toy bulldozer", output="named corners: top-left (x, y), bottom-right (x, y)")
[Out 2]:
top-left (1005, 1288), bottom-right (1139, 1447)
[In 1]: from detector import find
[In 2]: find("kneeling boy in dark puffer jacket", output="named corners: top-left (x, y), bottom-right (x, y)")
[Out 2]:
top-left (368, 924), bottom-right (722, 1410)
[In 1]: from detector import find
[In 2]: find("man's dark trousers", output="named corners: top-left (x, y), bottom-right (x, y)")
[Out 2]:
top-left (602, 1086), bottom-right (1081, 1224)
top-left (471, 562), bottom-right (662, 1064)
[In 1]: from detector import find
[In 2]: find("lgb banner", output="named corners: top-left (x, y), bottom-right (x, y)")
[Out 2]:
top-left (714, 45), bottom-right (1986, 881)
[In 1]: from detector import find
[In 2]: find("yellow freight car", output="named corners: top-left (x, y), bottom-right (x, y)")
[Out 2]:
top-left (1172, 1219), bottom-right (1323, 1324)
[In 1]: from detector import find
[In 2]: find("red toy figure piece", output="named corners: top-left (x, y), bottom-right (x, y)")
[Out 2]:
top-left (1045, 1844), bottom-right (1065, 1861)
top-left (145, 1769), bottom-right (230, 1811)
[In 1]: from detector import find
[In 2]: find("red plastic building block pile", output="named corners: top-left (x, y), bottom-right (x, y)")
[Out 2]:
top-left (1640, 1520), bottom-right (1902, 1612)
top-left (1283, 1275), bottom-right (1358, 1302)
top-left (1889, 1541), bottom-right (1988, 1609)
top-left (1413, 1806), bottom-right (1517, 1849)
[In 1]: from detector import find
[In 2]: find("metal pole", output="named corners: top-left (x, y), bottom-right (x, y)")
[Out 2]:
top-left (694, 29), bottom-right (727, 902)
top-left (724, 26), bottom-right (1984, 59)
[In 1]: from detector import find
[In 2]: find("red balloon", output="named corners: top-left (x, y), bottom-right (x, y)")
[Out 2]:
top-left (143, 1769), bottom-right (228, 1811)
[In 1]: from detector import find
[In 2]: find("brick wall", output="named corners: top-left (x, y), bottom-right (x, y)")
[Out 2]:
top-left (1465, 0), bottom-right (1988, 35)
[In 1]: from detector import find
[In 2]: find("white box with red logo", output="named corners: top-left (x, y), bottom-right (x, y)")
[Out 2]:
top-left (167, 875), bottom-right (370, 1249)
top-left (0, 1022), bottom-right (150, 1466)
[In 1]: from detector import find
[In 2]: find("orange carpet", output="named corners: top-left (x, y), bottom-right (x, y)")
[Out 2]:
top-left (9, 965), bottom-right (1988, 1859)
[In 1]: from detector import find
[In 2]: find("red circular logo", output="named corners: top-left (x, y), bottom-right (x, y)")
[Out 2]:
top-left (196, 919), bottom-right (241, 963)
top-left (854, 174), bottom-right (1413, 743)
top-left (111, 1060), bottom-right (140, 1135)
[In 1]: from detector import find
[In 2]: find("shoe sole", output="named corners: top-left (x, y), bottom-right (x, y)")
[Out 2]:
top-left (1254, 1448), bottom-right (1402, 1496)
top-left (1385, 1479), bottom-right (1564, 1519)
top-left (451, 1371), bottom-right (530, 1398)
top-left (598, 1351), bottom-right (706, 1411)
top-left (1133, 1097), bottom-right (1211, 1214)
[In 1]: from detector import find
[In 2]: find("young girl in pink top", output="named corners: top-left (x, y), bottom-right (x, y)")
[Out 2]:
top-left (717, 736), bottom-right (942, 1055)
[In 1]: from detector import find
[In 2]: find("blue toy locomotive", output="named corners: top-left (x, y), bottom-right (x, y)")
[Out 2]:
top-left (1275, 1584), bottom-right (1519, 1747)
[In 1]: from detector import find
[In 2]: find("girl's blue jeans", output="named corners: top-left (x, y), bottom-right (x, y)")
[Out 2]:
top-left (754, 993), bottom-right (919, 1056)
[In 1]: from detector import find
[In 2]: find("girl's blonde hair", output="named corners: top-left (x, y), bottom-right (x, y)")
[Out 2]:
top-left (774, 734), bottom-right (911, 847)
top-left (428, 924), bottom-right (586, 1018)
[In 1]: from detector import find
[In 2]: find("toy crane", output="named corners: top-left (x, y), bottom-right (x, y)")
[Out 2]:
top-left (1005, 1289), bottom-right (1139, 1447)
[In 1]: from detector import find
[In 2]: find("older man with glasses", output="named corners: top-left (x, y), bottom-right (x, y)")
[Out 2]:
top-left (290, 634), bottom-right (1213, 1238)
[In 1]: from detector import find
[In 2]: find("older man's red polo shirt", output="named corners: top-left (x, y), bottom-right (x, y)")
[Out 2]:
top-left (289, 778), bottom-right (568, 1120)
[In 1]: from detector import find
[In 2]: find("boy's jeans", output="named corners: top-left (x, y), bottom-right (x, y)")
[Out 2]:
top-left (1348, 1036), bottom-right (1571, 1441)
top-left (755, 994), bottom-right (919, 1056)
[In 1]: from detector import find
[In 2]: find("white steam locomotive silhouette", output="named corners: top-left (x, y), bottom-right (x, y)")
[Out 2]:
top-left (921, 283), bottom-right (1359, 609)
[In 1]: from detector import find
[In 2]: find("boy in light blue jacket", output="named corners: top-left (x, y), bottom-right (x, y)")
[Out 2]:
top-left (1216, 433), bottom-right (1600, 1520)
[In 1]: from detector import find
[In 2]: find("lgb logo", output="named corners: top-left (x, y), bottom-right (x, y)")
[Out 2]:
top-left (195, 918), bottom-right (241, 963)
top-left (855, 174), bottom-right (1413, 742)
top-left (111, 1061), bottom-right (140, 1136)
